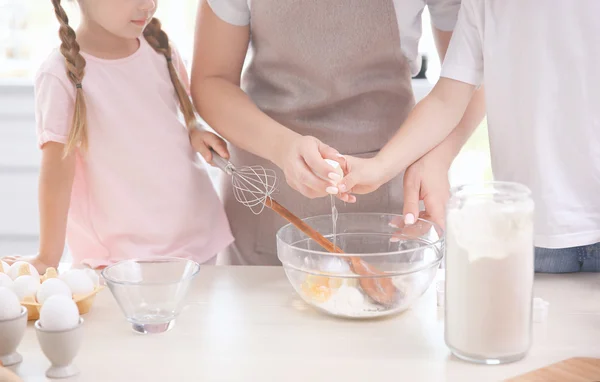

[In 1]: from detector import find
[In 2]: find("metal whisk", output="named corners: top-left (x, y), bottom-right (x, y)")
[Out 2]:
top-left (210, 150), bottom-right (278, 215)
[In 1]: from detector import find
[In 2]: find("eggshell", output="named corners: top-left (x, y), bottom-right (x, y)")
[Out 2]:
top-left (0, 286), bottom-right (22, 320)
top-left (84, 268), bottom-right (100, 287)
top-left (8, 262), bottom-right (39, 281)
top-left (39, 295), bottom-right (80, 331)
top-left (11, 275), bottom-right (40, 301)
top-left (0, 272), bottom-right (13, 289)
top-left (59, 270), bottom-right (94, 295)
top-left (36, 278), bottom-right (72, 305)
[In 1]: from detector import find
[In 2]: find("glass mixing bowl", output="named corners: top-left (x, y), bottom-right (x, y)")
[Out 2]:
top-left (101, 258), bottom-right (200, 334)
top-left (277, 213), bottom-right (444, 318)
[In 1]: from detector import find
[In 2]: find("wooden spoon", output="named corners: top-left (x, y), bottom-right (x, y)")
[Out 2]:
top-left (267, 199), bottom-right (399, 306)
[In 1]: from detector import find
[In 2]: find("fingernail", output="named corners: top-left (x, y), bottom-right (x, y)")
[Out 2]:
top-left (390, 237), bottom-right (400, 243)
top-left (336, 153), bottom-right (344, 158)
top-left (338, 184), bottom-right (346, 192)
top-left (328, 172), bottom-right (342, 181)
top-left (405, 213), bottom-right (415, 225)
top-left (326, 186), bottom-right (339, 195)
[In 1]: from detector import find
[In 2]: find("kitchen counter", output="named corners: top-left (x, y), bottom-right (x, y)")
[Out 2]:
top-left (8, 266), bottom-right (600, 381)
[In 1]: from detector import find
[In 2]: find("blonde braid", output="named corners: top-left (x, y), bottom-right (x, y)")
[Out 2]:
top-left (51, 0), bottom-right (88, 156)
top-left (144, 18), bottom-right (197, 130)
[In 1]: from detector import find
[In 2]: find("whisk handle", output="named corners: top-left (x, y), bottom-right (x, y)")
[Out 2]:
top-left (210, 149), bottom-right (233, 174)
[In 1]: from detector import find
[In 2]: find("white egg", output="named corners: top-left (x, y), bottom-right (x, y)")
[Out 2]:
top-left (84, 268), bottom-right (100, 288)
top-left (0, 272), bottom-right (13, 289)
top-left (36, 278), bottom-right (72, 305)
top-left (8, 261), bottom-right (40, 281)
top-left (1, 260), bottom-right (9, 273)
top-left (0, 286), bottom-right (22, 321)
top-left (11, 275), bottom-right (40, 301)
top-left (39, 295), bottom-right (80, 331)
top-left (324, 159), bottom-right (344, 185)
top-left (59, 270), bottom-right (94, 295)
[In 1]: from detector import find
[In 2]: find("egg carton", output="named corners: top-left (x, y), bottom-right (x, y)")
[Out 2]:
top-left (15, 266), bottom-right (104, 321)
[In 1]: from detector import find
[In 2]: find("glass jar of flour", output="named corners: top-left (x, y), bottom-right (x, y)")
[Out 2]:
top-left (445, 182), bottom-right (534, 364)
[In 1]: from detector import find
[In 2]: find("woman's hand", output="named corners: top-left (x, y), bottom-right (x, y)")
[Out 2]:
top-left (276, 135), bottom-right (354, 201)
top-left (190, 126), bottom-right (230, 165)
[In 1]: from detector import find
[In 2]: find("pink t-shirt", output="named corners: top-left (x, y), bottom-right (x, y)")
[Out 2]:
top-left (34, 38), bottom-right (234, 267)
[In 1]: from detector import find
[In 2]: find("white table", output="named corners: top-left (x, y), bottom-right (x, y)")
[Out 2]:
top-left (9, 267), bottom-right (600, 381)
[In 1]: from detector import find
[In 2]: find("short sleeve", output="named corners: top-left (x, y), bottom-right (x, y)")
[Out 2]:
top-left (426, 0), bottom-right (462, 31)
top-left (207, 0), bottom-right (250, 26)
top-left (439, 0), bottom-right (484, 86)
top-left (34, 72), bottom-right (75, 148)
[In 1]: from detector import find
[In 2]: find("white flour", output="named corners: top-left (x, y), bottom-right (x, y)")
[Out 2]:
top-left (304, 256), bottom-right (430, 318)
top-left (316, 283), bottom-right (385, 318)
top-left (445, 200), bottom-right (534, 359)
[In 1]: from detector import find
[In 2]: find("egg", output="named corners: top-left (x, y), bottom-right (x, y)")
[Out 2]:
top-left (84, 268), bottom-right (100, 288)
top-left (0, 260), bottom-right (9, 273)
top-left (0, 286), bottom-right (22, 321)
top-left (11, 275), bottom-right (40, 301)
top-left (312, 159), bottom-right (345, 188)
top-left (8, 261), bottom-right (39, 281)
top-left (36, 278), bottom-right (72, 305)
top-left (39, 295), bottom-right (80, 331)
top-left (0, 272), bottom-right (13, 289)
top-left (324, 159), bottom-right (344, 185)
top-left (59, 270), bottom-right (94, 295)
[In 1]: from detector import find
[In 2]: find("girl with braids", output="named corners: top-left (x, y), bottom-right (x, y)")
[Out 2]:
top-left (4, 0), bottom-right (233, 273)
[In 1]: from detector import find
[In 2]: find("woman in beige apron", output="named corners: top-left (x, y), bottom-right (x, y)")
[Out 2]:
top-left (191, 0), bottom-right (464, 265)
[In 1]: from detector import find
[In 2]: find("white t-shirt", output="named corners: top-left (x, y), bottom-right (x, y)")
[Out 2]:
top-left (441, 0), bottom-right (600, 248)
top-left (207, 0), bottom-right (461, 76)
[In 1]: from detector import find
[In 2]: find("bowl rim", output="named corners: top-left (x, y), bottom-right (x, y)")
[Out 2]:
top-left (0, 306), bottom-right (28, 323)
top-left (35, 317), bottom-right (84, 333)
top-left (100, 257), bottom-right (200, 286)
top-left (276, 212), bottom-right (444, 258)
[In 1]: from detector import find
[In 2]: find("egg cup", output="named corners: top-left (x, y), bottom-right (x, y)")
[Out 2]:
top-left (0, 307), bottom-right (28, 366)
top-left (35, 317), bottom-right (84, 379)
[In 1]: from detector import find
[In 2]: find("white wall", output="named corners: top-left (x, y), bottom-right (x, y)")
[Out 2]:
top-left (0, 83), bottom-right (40, 255)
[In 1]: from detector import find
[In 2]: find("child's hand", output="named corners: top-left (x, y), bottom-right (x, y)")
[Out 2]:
top-left (3, 255), bottom-right (54, 275)
top-left (401, 154), bottom-right (450, 229)
top-left (190, 127), bottom-right (230, 165)
top-left (337, 156), bottom-right (388, 196)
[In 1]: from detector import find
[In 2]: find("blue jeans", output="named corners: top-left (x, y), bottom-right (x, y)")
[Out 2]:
top-left (535, 242), bottom-right (600, 273)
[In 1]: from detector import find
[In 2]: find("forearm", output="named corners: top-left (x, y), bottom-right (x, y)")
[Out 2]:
top-left (37, 144), bottom-right (75, 266)
top-left (192, 78), bottom-right (298, 167)
top-left (425, 85), bottom-right (486, 166)
top-left (376, 78), bottom-right (476, 182)
top-left (424, 27), bottom-right (487, 167)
